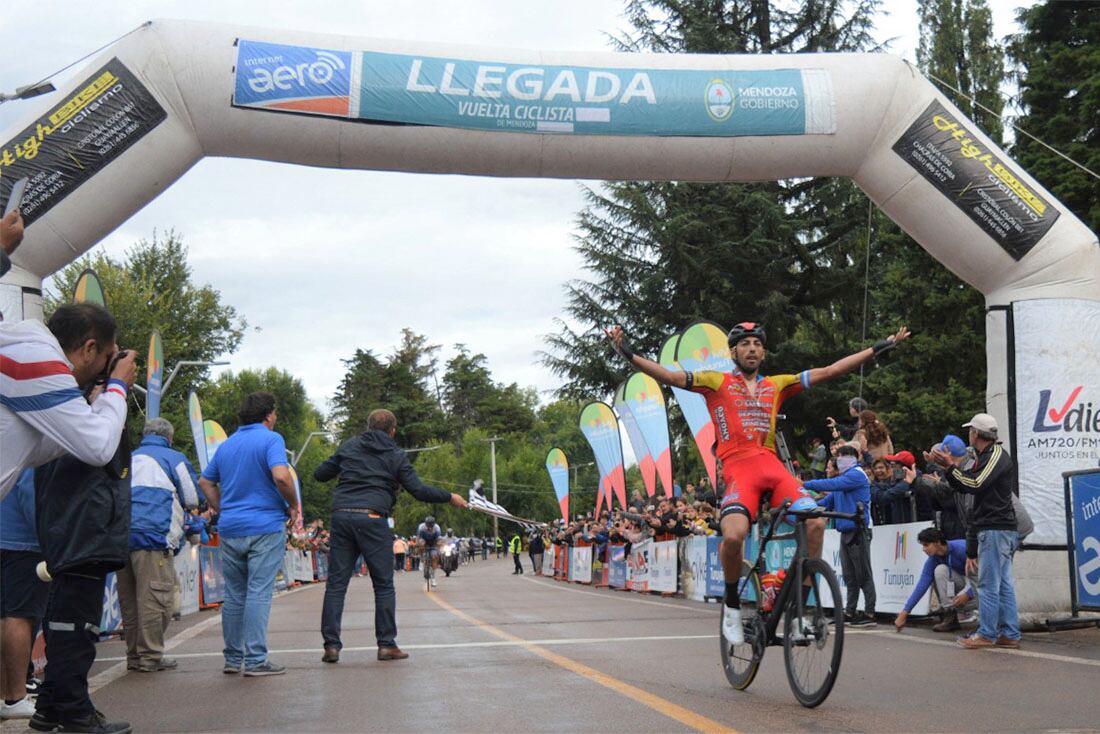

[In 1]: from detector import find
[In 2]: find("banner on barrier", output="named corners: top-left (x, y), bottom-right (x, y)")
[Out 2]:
top-left (1014, 298), bottom-right (1100, 546)
top-left (819, 523), bottom-right (930, 615)
top-left (608, 544), bottom-right (628, 589)
top-left (100, 572), bottom-right (122, 635)
top-left (314, 551), bottom-right (329, 581)
top-left (681, 536), bottom-right (708, 601)
top-left (543, 547), bottom-right (555, 576)
top-left (629, 539), bottom-right (650, 592)
top-left (650, 539), bottom-right (678, 593)
top-left (570, 545), bottom-right (593, 584)
top-left (199, 545), bottom-right (224, 605)
top-left (1065, 469), bottom-right (1100, 612)
top-left (705, 536), bottom-right (725, 598)
top-left (174, 543), bottom-right (201, 617)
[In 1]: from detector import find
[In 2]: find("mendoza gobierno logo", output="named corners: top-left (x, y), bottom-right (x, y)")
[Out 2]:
top-left (1029, 385), bottom-right (1100, 450)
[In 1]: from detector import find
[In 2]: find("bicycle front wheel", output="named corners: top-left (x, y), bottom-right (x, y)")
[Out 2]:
top-left (720, 561), bottom-right (764, 690)
top-left (782, 558), bottom-right (844, 708)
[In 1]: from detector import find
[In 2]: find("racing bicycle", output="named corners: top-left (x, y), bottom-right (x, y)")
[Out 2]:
top-left (720, 498), bottom-right (865, 707)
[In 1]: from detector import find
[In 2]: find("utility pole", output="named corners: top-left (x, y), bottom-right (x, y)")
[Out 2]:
top-left (485, 436), bottom-right (502, 542)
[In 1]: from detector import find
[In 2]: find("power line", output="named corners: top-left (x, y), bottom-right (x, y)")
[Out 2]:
top-left (925, 72), bottom-right (1100, 183)
top-left (28, 22), bottom-right (151, 89)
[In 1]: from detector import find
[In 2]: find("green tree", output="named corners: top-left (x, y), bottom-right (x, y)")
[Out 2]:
top-left (45, 231), bottom-right (247, 460)
top-left (441, 346), bottom-right (537, 437)
top-left (1007, 1), bottom-right (1100, 234)
top-left (917, 0), bottom-right (1005, 141)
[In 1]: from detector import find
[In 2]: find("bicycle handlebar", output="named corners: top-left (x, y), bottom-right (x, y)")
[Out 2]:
top-left (765, 501), bottom-right (866, 528)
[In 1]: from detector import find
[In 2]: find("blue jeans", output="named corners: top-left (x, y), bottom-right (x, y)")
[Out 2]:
top-left (220, 531), bottom-right (286, 668)
top-left (976, 529), bottom-right (1019, 642)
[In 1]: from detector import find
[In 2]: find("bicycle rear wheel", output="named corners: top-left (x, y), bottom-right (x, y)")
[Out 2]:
top-left (782, 558), bottom-right (844, 708)
top-left (424, 557), bottom-right (432, 592)
top-left (720, 561), bottom-right (764, 690)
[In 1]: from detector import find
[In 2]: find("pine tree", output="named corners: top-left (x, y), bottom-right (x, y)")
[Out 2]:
top-left (1007, 1), bottom-right (1100, 234)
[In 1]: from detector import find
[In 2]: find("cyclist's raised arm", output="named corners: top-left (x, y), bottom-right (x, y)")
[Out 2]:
top-left (804, 326), bottom-right (910, 386)
top-left (605, 326), bottom-right (689, 389)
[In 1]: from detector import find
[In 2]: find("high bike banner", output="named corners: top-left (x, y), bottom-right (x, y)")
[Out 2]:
top-left (1013, 298), bottom-right (1100, 546)
top-left (570, 545), bottom-right (593, 584)
top-left (614, 379), bottom-right (657, 498)
top-left (650, 539), bottom-right (678, 593)
top-left (545, 448), bottom-right (570, 522)
top-left (623, 372), bottom-right (674, 497)
top-left (579, 401), bottom-right (627, 511)
top-left (145, 330), bottom-right (163, 419)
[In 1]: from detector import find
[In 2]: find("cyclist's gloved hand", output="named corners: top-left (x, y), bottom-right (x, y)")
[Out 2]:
top-left (605, 325), bottom-right (636, 363)
top-left (873, 326), bottom-right (911, 357)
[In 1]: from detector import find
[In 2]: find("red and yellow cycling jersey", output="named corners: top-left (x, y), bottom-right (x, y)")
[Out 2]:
top-left (688, 370), bottom-right (811, 461)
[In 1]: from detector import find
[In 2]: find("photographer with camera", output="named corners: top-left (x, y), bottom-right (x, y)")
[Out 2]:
top-left (1, 304), bottom-right (136, 499)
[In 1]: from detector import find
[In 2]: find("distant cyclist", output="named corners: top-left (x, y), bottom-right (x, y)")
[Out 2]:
top-left (417, 516), bottom-right (443, 588)
top-left (607, 322), bottom-right (909, 644)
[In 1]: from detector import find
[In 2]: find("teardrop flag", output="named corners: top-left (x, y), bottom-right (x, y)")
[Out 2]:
top-left (578, 401), bottom-right (627, 512)
top-left (203, 420), bottom-right (228, 464)
top-left (188, 391), bottom-right (208, 471)
top-left (545, 448), bottom-right (570, 523)
top-left (614, 381), bottom-right (656, 498)
top-left (623, 372), bottom-right (674, 498)
top-left (146, 331), bottom-right (164, 419)
top-left (72, 269), bottom-right (106, 307)
top-left (674, 321), bottom-right (734, 490)
top-left (288, 465), bottom-right (305, 533)
top-left (660, 332), bottom-right (716, 489)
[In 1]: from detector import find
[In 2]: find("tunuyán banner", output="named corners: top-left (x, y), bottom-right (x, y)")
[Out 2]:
top-left (146, 331), bottom-right (163, 419)
top-left (623, 372), bottom-right (674, 498)
top-left (614, 381), bottom-right (656, 498)
top-left (579, 401), bottom-right (627, 512)
top-left (1013, 298), bottom-right (1100, 546)
top-left (545, 448), bottom-right (570, 523)
top-left (187, 392), bottom-right (208, 471)
top-left (233, 40), bottom-right (836, 138)
top-left (72, 269), bottom-right (106, 307)
top-left (675, 321), bottom-right (734, 489)
top-left (660, 332), bottom-right (717, 488)
top-left (203, 420), bottom-right (228, 464)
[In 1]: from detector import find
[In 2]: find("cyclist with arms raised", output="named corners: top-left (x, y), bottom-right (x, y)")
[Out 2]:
top-left (606, 322), bottom-right (910, 644)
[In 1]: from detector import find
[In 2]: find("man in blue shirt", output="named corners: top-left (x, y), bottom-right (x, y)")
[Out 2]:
top-left (0, 470), bottom-right (48, 720)
top-left (199, 393), bottom-right (298, 677)
top-left (804, 444), bottom-right (876, 626)
top-left (894, 527), bottom-right (977, 633)
top-left (117, 418), bottom-right (201, 673)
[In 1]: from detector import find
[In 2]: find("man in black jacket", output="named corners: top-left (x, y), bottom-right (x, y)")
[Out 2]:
top-left (315, 409), bottom-right (466, 663)
top-left (932, 413), bottom-right (1020, 650)
top-left (32, 422), bottom-right (131, 734)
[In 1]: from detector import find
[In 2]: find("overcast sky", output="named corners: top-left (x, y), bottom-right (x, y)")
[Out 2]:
top-left (0, 0), bottom-right (1032, 415)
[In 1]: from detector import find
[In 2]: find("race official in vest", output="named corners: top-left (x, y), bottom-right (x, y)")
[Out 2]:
top-left (117, 418), bottom-right (201, 674)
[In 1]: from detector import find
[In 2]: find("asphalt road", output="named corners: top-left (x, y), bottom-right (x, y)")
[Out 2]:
top-left (5, 555), bottom-right (1100, 733)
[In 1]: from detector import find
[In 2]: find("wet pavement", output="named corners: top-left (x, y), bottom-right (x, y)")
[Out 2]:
top-left (4, 555), bottom-right (1100, 732)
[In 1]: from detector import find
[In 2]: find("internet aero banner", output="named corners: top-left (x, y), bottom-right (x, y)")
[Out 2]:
top-left (0, 58), bottom-right (167, 227)
top-left (892, 100), bottom-right (1059, 261)
top-left (233, 39), bottom-right (835, 137)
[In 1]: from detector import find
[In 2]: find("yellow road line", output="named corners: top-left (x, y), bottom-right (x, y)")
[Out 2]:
top-left (427, 592), bottom-right (739, 734)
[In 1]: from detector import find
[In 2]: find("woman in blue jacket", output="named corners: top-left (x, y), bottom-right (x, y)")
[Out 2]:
top-left (803, 445), bottom-right (876, 626)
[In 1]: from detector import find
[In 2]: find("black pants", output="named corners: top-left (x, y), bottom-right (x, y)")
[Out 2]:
top-left (838, 530), bottom-right (876, 616)
top-left (322, 513), bottom-right (396, 649)
top-left (36, 570), bottom-right (107, 722)
top-left (513, 553), bottom-right (523, 573)
top-left (394, 553), bottom-right (405, 572)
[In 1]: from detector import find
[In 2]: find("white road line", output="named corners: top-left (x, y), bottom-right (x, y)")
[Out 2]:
top-left (93, 633), bottom-right (716, 662)
top-left (525, 577), bottom-right (1100, 669)
top-left (88, 582), bottom-right (320, 692)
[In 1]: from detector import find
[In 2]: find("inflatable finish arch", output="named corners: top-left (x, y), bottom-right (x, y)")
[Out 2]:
top-left (1, 21), bottom-right (1098, 555)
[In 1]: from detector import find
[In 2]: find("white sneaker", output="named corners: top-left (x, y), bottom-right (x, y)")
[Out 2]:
top-left (722, 606), bottom-right (745, 645)
top-left (431, 578), bottom-right (438, 588)
top-left (0, 697), bottom-right (36, 719)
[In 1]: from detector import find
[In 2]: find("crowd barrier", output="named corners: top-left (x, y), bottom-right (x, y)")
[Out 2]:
top-left (546, 521), bottom-right (933, 615)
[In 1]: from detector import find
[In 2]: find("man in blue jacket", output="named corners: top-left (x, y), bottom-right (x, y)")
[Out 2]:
top-left (117, 418), bottom-right (201, 674)
top-left (894, 527), bottom-right (976, 633)
top-left (804, 445), bottom-right (876, 626)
